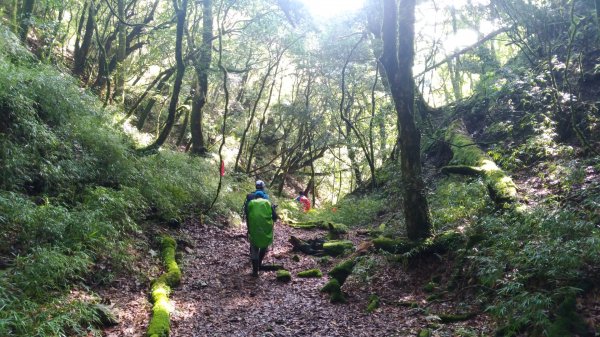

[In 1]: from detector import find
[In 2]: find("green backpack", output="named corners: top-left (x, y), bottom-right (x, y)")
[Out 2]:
top-left (247, 198), bottom-right (274, 248)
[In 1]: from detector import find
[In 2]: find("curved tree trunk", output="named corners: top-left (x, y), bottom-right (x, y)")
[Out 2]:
top-left (141, 0), bottom-right (187, 152)
top-left (380, 0), bottom-right (432, 241)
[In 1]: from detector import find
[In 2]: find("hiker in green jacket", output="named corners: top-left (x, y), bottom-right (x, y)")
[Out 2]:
top-left (244, 183), bottom-right (278, 277)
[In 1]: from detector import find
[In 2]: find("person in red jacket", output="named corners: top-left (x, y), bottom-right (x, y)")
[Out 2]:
top-left (295, 191), bottom-right (311, 212)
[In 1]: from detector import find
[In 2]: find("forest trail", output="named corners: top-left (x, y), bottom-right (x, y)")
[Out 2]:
top-left (162, 218), bottom-right (491, 336)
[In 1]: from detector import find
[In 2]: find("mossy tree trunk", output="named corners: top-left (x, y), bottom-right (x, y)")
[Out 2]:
top-left (443, 119), bottom-right (517, 205)
top-left (380, 0), bottom-right (432, 240)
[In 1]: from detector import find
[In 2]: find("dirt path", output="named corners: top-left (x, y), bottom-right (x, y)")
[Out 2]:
top-left (166, 220), bottom-right (493, 337)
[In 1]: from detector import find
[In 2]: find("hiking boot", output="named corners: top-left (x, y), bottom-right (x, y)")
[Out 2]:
top-left (251, 259), bottom-right (259, 277)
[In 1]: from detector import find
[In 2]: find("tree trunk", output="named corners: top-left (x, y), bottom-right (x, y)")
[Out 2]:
top-left (380, 0), bottom-right (432, 241)
top-left (190, 0), bottom-right (213, 156)
top-left (246, 74), bottom-right (278, 172)
top-left (235, 62), bottom-right (276, 172)
top-left (73, 1), bottom-right (95, 77)
top-left (141, 0), bottom-right (187, 152)
top-left (19, 0), bottom-right (36, 41)
top-left (114, 0), bottom-right (127, 103)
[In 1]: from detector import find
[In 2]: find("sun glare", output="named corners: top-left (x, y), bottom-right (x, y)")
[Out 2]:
top-left (299, 0), bottom-right (365, 19)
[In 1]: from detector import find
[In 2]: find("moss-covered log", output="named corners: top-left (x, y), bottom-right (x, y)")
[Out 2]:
top-left (437, 312), bottom-right (477, 323)
top-left (289, 236), bottom-right (325, 255)
top-left (276, 269), bottom-right (291, 282)
top-left (260, 264), bottom-right (284, 271)
top-left (297, 268), bottom-right (322, 278)
top-left (323, 240), bottom-right (354, 256)
top-left (366, 294), bottom-right (380, 313)
top-left (444, 119), bottom-right (517, 205)
top-left (373, 231), bottom-right (465, 258)
top-left (147, 235), bottom-right (181, 337)
top-left (372, 237), bottom-right (416, 253)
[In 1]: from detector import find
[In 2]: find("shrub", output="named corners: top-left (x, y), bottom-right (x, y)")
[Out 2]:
top-left (469, 206), bottom-right (600, 335)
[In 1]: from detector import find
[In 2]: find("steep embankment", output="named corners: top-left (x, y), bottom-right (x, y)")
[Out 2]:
top-left (0, 24), bottom-right (245, 336)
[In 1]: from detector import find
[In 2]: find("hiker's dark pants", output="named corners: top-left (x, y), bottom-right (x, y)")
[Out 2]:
top-left (250, 244), bottom-right (268, 271)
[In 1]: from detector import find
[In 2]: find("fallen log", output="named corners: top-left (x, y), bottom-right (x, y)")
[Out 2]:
top-left (444, 119), bottom-right (518, 205)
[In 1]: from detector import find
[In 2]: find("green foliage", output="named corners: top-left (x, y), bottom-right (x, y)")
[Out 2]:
top-left (469, 206), bottom-right (600, 335)
top-left (0, 26), bottom-right (244, 336)
top-left (430, 176), bottom-right (490, 230)
top-left (11, 247), bottom-right (91, 299)
top-left (0, 276), bottom-right (102, 336)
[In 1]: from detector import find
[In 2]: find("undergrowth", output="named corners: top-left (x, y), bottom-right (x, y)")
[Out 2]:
top-left (0, 25), bottom-right (241, 336)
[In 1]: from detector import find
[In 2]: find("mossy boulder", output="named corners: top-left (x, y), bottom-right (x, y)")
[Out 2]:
top-left (320, 279), bottom-right (346, 303)
top-left (276, 269), bottom-right (292, 282)
top-left (328, 258), bottom-right (356, 285)
top-left (321, 278), bottom-right (341, 293)
top-left (323, 240), bottom-right (354, 256)
top-left (327, 222), bottom-right (349, 239)
top-left (297, 269), bottom-right (322, 278)
top-left (372, 237), bottom-right (416, 254)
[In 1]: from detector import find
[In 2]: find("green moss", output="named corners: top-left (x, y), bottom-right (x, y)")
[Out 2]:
top-left (430, 230), bottom-right (464, 252)
top-left (329, 290), bottom-right (347, 303)
top-left (160, 236), bottom-right (181, 286)
top-left (423, 281), bottom-right (436, 293)
top-left (320, 279), bottom-right (341, 293)
top-left (289, 222), bottom-right (319, 229)
top-left (147, 281), bottom-right (172, 337)
top-left (328, 258), bottom-right (356, 285)
top-left (418, 329), bottom-right (432, 337)
top-left (276, 269), bottom-right (291, 282)
top-left (327, 222), bottom-right (349, 239)
top-left (445, 119), bottom-right (518, 205)
top-left (297, 269), bottom-right (322, 278)
top-left (438, 312), bottom-right (476, 323)
top-left (372, 237), bottom-right (416, 254)
top-left (321, 279), bottom-right (346, 303)
top-left (147, 235), bottom-right (180, 337)
top-left (322, 240), bottom-right (354, 256)
top-left (366, 294), bottom-right (380, 313)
